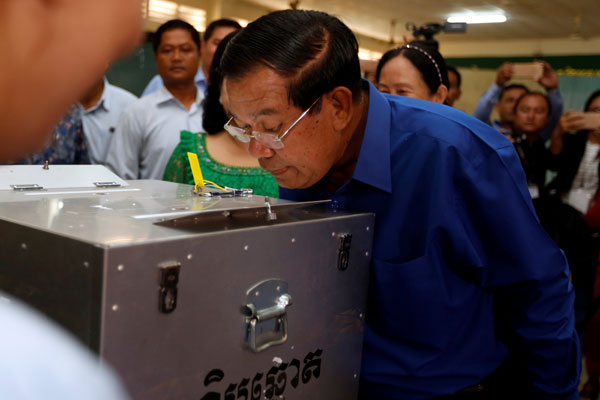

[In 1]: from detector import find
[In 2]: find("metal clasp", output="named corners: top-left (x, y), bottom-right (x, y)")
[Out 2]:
top-left (94, 182), bottom-right (121, 188)
top-left (243, 279), bottom-right (292, 352)
top-left (158, 262), bottom-right (181, 314)
top-left (337, 233), bottom-right (352, 271)
top-left (11, 184), bottom-right (43, 191)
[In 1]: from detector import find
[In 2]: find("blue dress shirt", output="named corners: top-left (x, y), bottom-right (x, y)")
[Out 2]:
top-left (280, 82), bottom-right (580, 399)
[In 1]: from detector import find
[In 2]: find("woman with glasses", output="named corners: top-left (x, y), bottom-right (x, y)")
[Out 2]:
top-left (163, 32), bottom-right (278, 197)
top-left (375, 41), bottom-right (449, 104)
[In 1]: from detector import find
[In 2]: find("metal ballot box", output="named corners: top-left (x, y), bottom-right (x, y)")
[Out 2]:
top-left (0, 167), bottom-right (374, 400)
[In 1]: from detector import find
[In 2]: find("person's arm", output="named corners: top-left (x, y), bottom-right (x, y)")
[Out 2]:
top-left (0, 1), bottom-right (142, 163)
top-left (473, 63), bottom-right (514, 124)
top-left (537, 62), bottom-right (563, 140)
top-left (105, 108), bottom-right (142, 179)
top-left (455, 142), bottom-right (580, 399)
top-left (472, 83), bottom-right (503, 125)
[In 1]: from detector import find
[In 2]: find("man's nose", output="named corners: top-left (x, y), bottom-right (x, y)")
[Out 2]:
top-left (172, 48), bottom-right (183, 60)
top-left (248, 138), bottom-right (275, 159)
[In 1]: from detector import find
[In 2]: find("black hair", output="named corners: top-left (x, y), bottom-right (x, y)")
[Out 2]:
top-left (220, 10), bottom-right (362, 111)
top-left (514, 91), bottom-right (552, 116)
top-left (584, 89), bottom-right (600, 112)
top-left (204, 19), bottom-right (242, 42)
top-left (202, 31), bottom-right (238, 134)
top-left (375, 40), bottom-right (449, 95)
top-left (446, 65), bottom-right (461, 88)
top-left (152, 19), bottom-right (200, 53)
top-left (499, 84), bottom-right (529, 101)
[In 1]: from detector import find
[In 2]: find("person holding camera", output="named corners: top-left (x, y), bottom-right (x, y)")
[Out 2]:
top-left (473, 62), bottom-right (563, 139)
top-left (510, 91), bottom-right (553, 196)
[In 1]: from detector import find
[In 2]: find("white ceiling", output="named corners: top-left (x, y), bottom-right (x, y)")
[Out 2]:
top-left (241, 0), bottom-right (600, 44)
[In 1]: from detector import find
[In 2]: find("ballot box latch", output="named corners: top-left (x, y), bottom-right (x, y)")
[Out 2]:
top-left (243, 279), bottom-right (292, 352)
top-left (158, 262), bottom-right (181, 314)
top-left (337, 233), bottom-right (352, 271)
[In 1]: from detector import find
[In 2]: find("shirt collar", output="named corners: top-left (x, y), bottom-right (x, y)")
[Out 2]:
top-left (350, 80), bottom-right (393, 193)
top-left (82, 77), bottom-right (110, 114)
top-left (155, 83), bottom-right (202, 108)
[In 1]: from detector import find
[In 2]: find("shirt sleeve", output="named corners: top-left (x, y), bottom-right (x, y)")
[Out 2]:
top-left (540, 88), bottom-right (564, 141)
top-left (472, 82), bottom-right (502, 125)
top-left (451, 141), bottom-right (580, 399)
top-left (105, 107), bottom-right (142, 179)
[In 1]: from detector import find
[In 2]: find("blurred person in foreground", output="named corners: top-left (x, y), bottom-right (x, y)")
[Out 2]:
top-left (0, 0), bottom-right (142, 163)
top-left (0, 0), bottom-right (142, 398)
top-left (219, 9), bottom-right (580, 399)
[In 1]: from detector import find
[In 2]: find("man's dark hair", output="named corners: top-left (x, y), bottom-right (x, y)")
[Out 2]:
top-left (220, 10), bottom-right (362, 111)
top-left (499, 84), bottom-right (529, 101)
top-left (202, 31), bottom-right (238, 134)
top-left (152, 19), bottom-right (200, 53)
top-left (446, 65), bottom-right (461, 88)
top-left (584, 89), bottom-right (600, 112)
top-left (375, 41), bottom-right (449, 95)
top-left (514, 91), bottom-right (552, 116)
top-left (204, 19), bottom-right (242, 42)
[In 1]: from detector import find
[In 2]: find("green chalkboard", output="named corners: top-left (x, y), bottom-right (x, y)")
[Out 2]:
top-left (106, 38), bottom-right (157, 97)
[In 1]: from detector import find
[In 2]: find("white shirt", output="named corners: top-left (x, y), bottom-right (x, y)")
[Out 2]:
top-left (142, 68), bottom-right (207, 97)
top-left (79, 79), bottom-right (137, 165)
top-left (105, 84), bottom-right (204, 180)
top-left (0, 294), bottom-right (128, 400)
top-left (562, 142), bottom-right (600, 213)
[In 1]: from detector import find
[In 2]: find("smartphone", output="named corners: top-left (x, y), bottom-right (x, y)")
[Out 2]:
top-left (512, 62), bottom-right (543, 81)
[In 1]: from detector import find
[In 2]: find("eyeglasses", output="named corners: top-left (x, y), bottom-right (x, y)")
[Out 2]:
top-left (224, 96), bottom-right (321, 150)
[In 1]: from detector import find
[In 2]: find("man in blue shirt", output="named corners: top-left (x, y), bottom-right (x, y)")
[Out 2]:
top-left (219, 10), bottom-right (580, 400)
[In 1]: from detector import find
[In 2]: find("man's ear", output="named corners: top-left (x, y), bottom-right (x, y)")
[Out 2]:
top-left (328, 86), bottom-right (354, 131)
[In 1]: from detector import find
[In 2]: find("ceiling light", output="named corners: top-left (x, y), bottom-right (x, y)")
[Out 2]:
top-left (447, 14), bottom-right (507, 24)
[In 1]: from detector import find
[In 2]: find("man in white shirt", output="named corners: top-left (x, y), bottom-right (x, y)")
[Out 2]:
top-left (141, 19), bottom-right (241, 97)
top-left (106, 19), bottom-right (204, 180)
top-left (79, 77), bottom-right (137, 164)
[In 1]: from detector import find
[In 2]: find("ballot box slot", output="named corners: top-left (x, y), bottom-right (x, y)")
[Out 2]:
top-left (154, 200), bottom-right (338, 233)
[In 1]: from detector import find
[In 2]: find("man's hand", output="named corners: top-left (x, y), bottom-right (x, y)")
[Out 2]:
top-left (537, 61), bottom-right (559, 90)
top-left (495, 63), bottom-right (514, 87)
